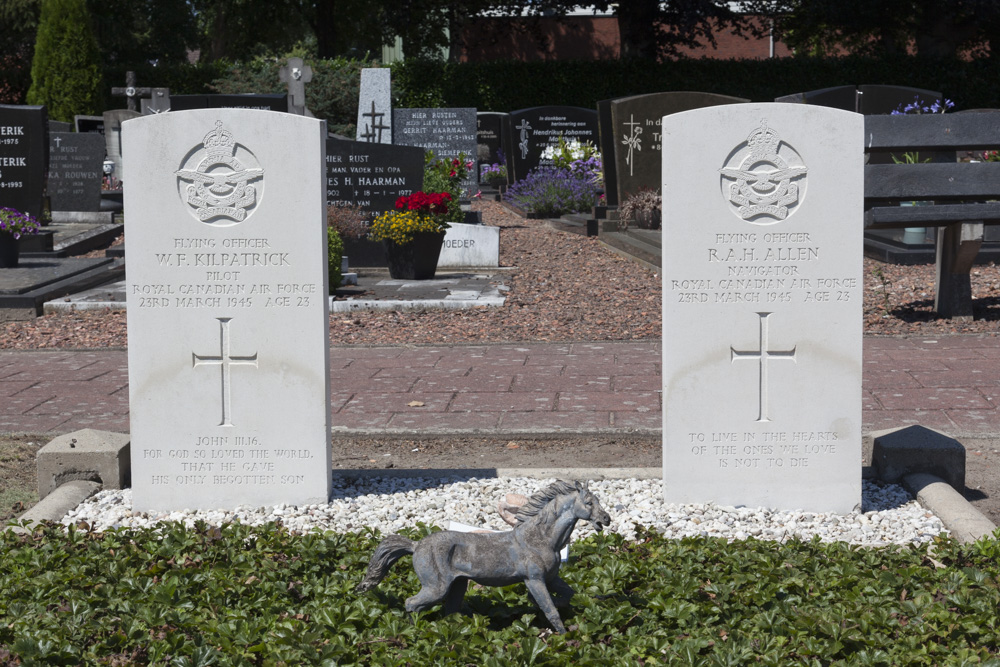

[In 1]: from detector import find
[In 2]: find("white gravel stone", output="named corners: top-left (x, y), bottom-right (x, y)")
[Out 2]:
top-left (60, 477), bottom-right (947, 546)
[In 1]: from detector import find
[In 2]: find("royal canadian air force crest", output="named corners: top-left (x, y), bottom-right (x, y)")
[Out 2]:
top-left (176, 121), bottom-right (263, 225)
top-left (719, 120), bottom-right (807, 223)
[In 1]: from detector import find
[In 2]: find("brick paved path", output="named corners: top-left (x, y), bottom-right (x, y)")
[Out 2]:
top-left (0, 336), bottom-right (996, 438)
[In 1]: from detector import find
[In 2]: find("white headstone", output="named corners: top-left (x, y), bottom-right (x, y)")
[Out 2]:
top-left (123, 109), bottom-right (331, 511)
top-left (438, 223), bottom-right (499, 268)
top-left (661, 103), bottom-right (863, 513)
top-left (356, 68), bottom-right (392, 144)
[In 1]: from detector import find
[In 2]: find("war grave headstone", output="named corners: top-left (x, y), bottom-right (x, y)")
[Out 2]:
top-left (476, 112), bottom-right (509, 184)
top-left (140, 88), bottom-right (172, 115)
top-left (123, 109), bottom-right (331, 511)
top-left (661, 104), bottom-right (863, 513)
top-left (356, 68), bottom-right (392, 144)
top-left (393, 107), bottom-right (478, 195)
top-left (170, 95), bottom-right (289, 113)
top-left (506, 106), bottom-right (599, 182)
top-left (0, 104), bottom-right (48, 220)
top-left (612, 92), bottom-right (748, 202)
top-left (103, 109), bottom-right (140, 183)
top-left (47, 132), bottom-right (105, 216)
top-left (75, 115), bottom-right (104, 134)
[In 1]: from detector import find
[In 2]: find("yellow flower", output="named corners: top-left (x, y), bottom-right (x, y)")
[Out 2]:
top-left (368, 210), bottom-right (446, 245)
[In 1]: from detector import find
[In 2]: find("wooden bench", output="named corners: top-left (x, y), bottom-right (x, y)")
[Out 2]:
top-left (864, 112), bottom-right (1000, 319)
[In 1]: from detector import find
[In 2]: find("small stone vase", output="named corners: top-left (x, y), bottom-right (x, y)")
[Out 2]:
top-left (383, 231), bottom-right (445, 280)
top-left (0, 232), bottom-right (20, 268)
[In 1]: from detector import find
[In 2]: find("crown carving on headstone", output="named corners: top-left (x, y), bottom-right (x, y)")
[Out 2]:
top-left (203, 120), bottom-right (235, 158)
top-left (746, 120), bottom-right (780, 161)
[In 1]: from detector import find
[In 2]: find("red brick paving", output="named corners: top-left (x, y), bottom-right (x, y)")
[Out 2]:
top-left (0, 336), bottom-right (997, 438)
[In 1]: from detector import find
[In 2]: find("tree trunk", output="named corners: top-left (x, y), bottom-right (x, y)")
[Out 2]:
top-left (617, 0), bottom-right (660, 60)
top-left (313, 0), bottom-right (339, 59)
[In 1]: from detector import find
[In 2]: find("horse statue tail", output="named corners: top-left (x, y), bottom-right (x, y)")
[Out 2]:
top-left (355, 534), bottom-right (415, 593)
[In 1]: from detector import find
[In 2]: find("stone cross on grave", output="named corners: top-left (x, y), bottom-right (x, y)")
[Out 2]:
top-left (192, 317), bottom-right (259, 427)
top-left (279, 57), bottom-right (313, 116)
top-left (111, 71), bottom-right (151, 112)
top-left (730, 312), bottom-right (797, 423)
top-left (359, 100), bottom-right (390, 143)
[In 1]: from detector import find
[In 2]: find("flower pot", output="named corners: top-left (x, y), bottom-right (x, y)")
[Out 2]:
top-left (634, 209), bottom-right (660, 230)
top-left (383, 231), bottom-right (445, 280)
top-left (0, 232), bottom-right (20, 268)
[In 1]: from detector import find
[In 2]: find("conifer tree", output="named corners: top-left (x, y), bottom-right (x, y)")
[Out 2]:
top-left (26, 0), bottom-right (103, 121)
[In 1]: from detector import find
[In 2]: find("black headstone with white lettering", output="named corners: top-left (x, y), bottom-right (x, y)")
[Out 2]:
top-left (170, 94), bottom-right (289, 112)
top-left (74, 115), bottom-right (104, 134)
top-left (47, 132), bottom-right (105, 211)
top-left (0, 105), bottom-right (47, 220)
top-left (325, 139), bottom-right (424, 221)
top-left (596, 99), bottom-right (620, 206)
top-left (506, 106), bottom-right (599, 182)
top-left (393, 107), bottom-right (478, 194)
top-left (611, 92), bottom-right (748, 201)
top-left (476, 112), bottom-right (509, 183)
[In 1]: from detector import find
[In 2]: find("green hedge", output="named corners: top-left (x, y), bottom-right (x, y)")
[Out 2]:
top-left (389, 55), bottom-right (1000, 111)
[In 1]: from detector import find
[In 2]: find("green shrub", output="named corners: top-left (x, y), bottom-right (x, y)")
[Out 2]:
top-left (423, 151), bottom-right (471, 223)
top-left (328, 226), bottom-right (343, 293)
top-left (26, 0), bottom-right (103, 121)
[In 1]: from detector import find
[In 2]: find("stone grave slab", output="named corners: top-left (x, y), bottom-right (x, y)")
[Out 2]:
top-left (611, 92), bottom-right (748, 202)
top-left (506, 106), bottom-right (599, 182)
top-left (123, 109), bottom-right (331, 511)
top-left (476, 112), bottom-right (509, 183)
top-left (103, 109), bottom-right (140, 183)
top-left (326, 138), bottom-right (424, 221)
top-left (0, 256), bottom-right (121, 320)
top-left (48, 120), bottom-right (71, 133)
top-left (48, 132), bottom-right (105, 212)
top-left (393, 107), bottom-right (478, 194)
top-left (170, 94), bottom-right (289, 113)
top-left (0, 104), bottom-right (47, 220)
top-left (661, 103), bottom-right (863, 513)
top-left (356, 68), bottom-right (392, 144)
top-left (74, 115), bottom-right (104, 134)
top-left (438, 223), bottom-right (500, 268)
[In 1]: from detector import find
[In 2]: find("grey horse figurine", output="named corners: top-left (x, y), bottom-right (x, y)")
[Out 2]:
top-left (356, 480), bottom-right (611, 633)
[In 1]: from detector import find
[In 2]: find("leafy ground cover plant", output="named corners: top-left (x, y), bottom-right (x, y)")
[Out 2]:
top-left (2, 521), bottom-right (1000, 664)
top-left (505, 166), bottom-right (601, 217)
top-left (618, 188), bottom-right (662, 231)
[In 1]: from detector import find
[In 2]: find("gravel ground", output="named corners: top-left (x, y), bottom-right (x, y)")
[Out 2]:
top-left (65, 477), bottom-right (945, 546)
top-left (0, 200), bottom-right (998, 349)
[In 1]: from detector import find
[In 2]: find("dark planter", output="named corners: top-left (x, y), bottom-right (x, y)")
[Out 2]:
top-left (383, 231), bottom-right (445, 280)
top-left (634, 209), bottom-right (661, 230)
top-left (0, 232), bottom-right (19, 268)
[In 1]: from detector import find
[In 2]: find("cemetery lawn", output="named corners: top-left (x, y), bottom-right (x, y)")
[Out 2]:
top-left (0, 202), bottom-right (998, 349)
top-left (3, 522), bottom-right (1000, 664)
top-left (0, 435), bottom-right (40, 523)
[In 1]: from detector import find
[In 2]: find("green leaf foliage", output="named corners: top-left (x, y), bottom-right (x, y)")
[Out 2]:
top-left (25, 0), bottom-right (103, 121)
top-left (328, 226), bottom-right (343, 293)
top-left (2, 522), bottom-right (1000, 664)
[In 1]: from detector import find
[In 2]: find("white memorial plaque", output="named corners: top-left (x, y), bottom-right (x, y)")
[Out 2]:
top-left (661, 104), bottom-right (863, 513)
top-left (124, 109), bottom-right (331, 511)
top-left (438, 223), bottom-right (499, 268)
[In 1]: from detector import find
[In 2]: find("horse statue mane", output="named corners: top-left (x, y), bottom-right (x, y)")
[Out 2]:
top-left (356, 479), bottom-right (611, 634)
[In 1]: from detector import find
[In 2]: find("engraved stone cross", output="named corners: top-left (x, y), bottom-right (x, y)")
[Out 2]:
top-left (359, 101), bottom-right (389, 143)
top-left (193, 317), bottom-right (259, 427)
top-left (111, 71), bottom-right (151, 112)
top-left (730, 312), bottom-right (797, 422)
top-left (279, 57), bottom-right (313, 116)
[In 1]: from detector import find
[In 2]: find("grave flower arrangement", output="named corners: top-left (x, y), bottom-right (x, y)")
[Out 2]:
top-left (0, 207), bottom-right (40, 239)
top-left (542, 135), bottom-right (603, 187)
top-left (368, 191), bottom-right (452, 245)
top-left (423, 151), bottom-right (472, 223)
top-left (480, 162), bottom-right (508, 186)
top-left (618, 187), bottom-right (662, 231)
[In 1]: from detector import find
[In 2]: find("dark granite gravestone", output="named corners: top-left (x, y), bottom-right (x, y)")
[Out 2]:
top-left (0, 105), bottom-right (48, 220)
top-left (775, 84), bottom-right (942, 114)
top-left (325, 139), bottom-right (424, 220)
top-left (506, 106), bottom-right (599, 182)
top-left (74, 115), bottom-right (104, 135)
top-left (476, 112), bottom-right (509, 183)
top-left (596, 99), bottom-right (620, 206)
top-left (393, 107), bottom-right (478, 195)
top-left (140, 88), bottom-right (171, 115)
top-left (48, 120), bottom-right (71, 133)
top-left (611, 92), bottom-right (748, 201)
top-left (169, 94), bottom-right (289, 112)
top-left (102, 110), bottom-right (140, 183)
top-left (47, 133), bottom-right (105, 212)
